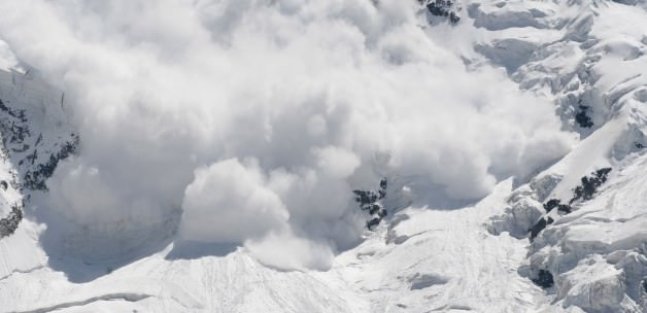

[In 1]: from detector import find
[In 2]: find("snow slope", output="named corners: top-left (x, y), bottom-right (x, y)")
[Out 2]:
top-left (2, 0), bottom-right (647, 312)
top-left (478, 0), bottom-right (647, 311)
top-left (1, 179), bottom-right (549, 313)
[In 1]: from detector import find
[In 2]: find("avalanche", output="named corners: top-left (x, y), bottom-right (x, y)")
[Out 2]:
top-left (1, 0), bottom-right (647, 312)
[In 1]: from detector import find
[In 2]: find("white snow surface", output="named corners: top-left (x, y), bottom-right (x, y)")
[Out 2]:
top-left (1, 0), bottom-right (647, 312)
top-left (2, 180), bottom-right (552, 313)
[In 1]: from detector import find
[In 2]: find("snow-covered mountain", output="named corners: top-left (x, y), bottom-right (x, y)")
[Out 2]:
top-left (2, 0), bottom-right (647, 312)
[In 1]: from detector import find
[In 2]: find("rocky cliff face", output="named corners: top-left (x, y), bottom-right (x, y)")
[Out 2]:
top-left (0, 69), bottom-right (77, 238)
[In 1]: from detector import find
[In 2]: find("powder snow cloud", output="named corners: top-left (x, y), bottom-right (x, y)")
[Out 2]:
top-left (0, 0), bottom-right (574, 269)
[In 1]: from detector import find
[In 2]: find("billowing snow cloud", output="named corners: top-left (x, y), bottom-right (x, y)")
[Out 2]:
top-left (0, 0), bottom-right (574, 269)
top-left (179, 158), bottom-right (288, 243)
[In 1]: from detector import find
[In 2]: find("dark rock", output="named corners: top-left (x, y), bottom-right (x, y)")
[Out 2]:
top-left (366, 203), bottom-right (382, 215)
top-left (543, 199), bottom-right (560, 213)
top-left (378, 178), bottom-right (387, 199)
top-left (0, 99), bottom-right (27, 123)
top-left (595, 168), bottom-right (612, 180)
top-left (557, 204), bottom-right (572, 214)
top-left (531, 269), bottom-right (554, 288)
top-left (355, 178), bottom-right (389, 229)
top-left (569, 167), bottom-right (612, 204)
top-left (544, 199), bottom-right (573, 215)
top-left (23, 134), bottom-right (80, 190)
top-left (367, 218), bottom-right (381, 230)
top-left (0, 204), bottom-right (23, 239)
top-left (575, 105), bottom-right (594, 128)
top-left (419, 0), bottom-right (460, 24)
top-left (530, 217), bottom-right (554, 241)
top-left (530, 218), bottom-right (547, 240)
top-left (380, 178), bottom-right (387, 190)
top-left (353, 190), bottom-right (379, 206)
